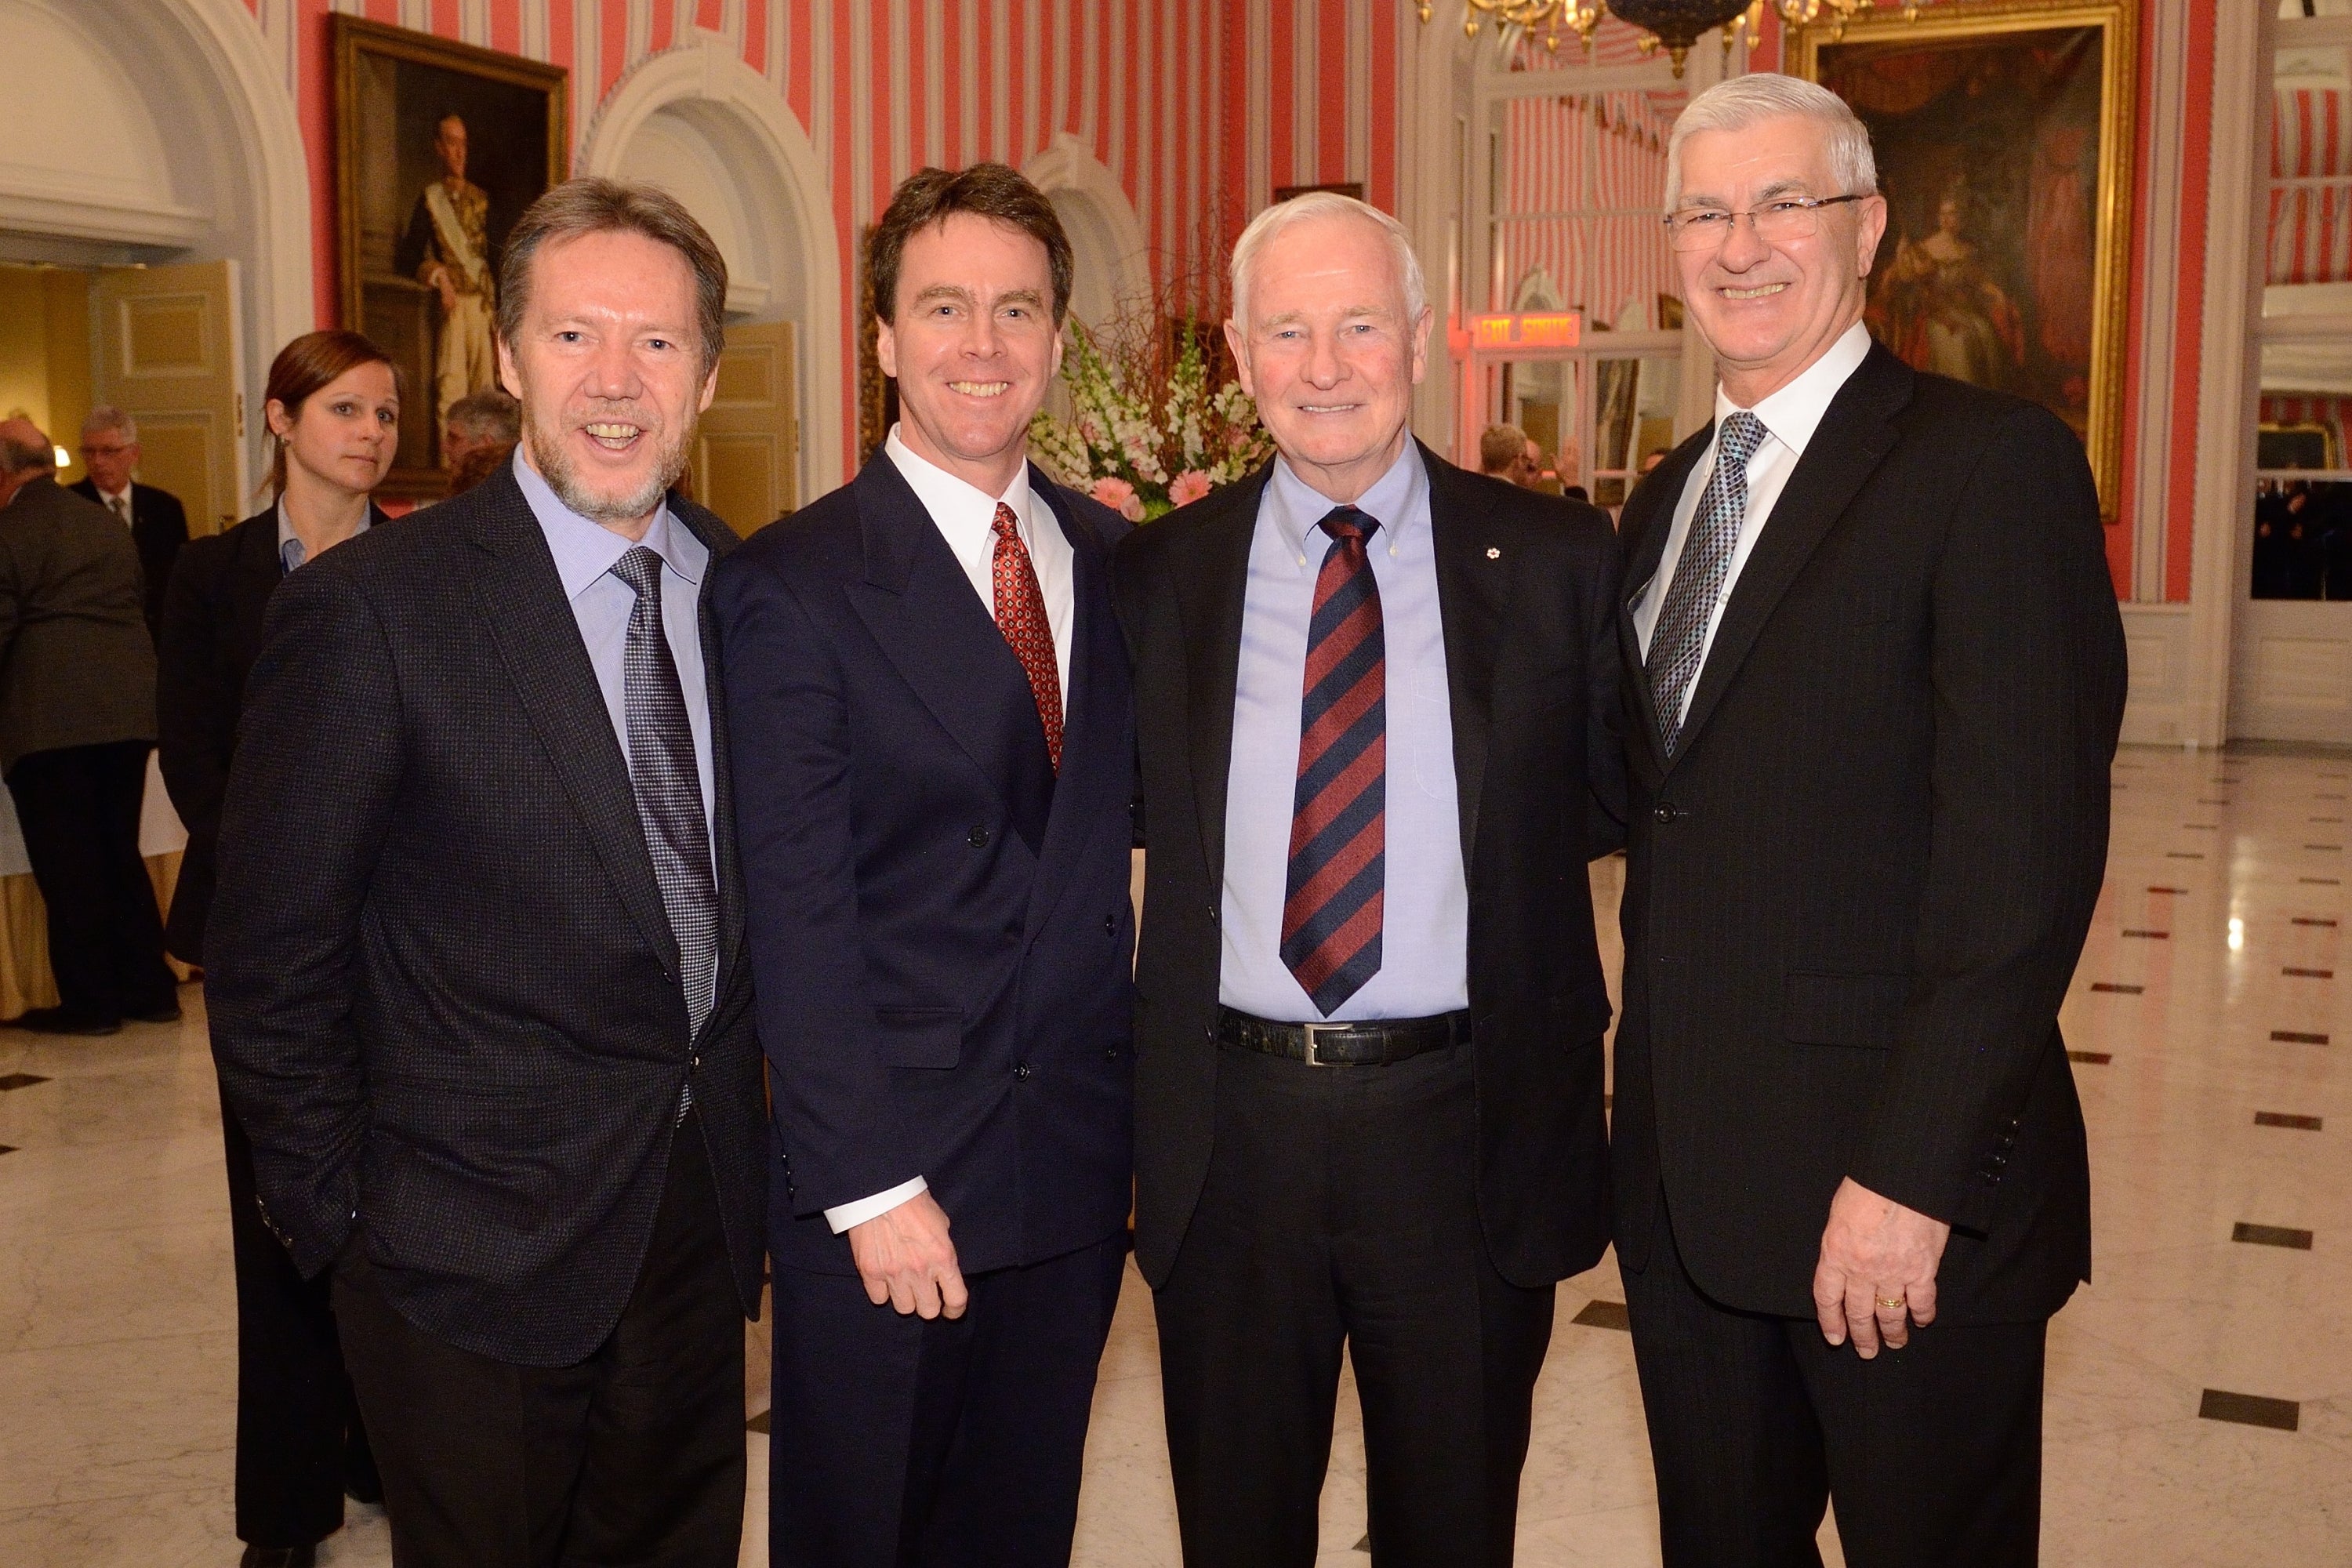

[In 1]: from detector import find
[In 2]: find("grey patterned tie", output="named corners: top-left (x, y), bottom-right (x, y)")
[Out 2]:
top-left (1645, 411), bottom-right (1766, 757)
top-left (611, 546), bottom-right (718, 1046)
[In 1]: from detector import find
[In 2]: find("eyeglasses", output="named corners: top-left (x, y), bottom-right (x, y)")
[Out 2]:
top-left (1663, 194), bottom-right (1867, 252)
top-left (78, 444), bottom-right (135, 459)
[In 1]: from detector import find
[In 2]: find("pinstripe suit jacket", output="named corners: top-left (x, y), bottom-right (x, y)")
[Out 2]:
top-left (1610, 342), bottom-right (2128, 1323)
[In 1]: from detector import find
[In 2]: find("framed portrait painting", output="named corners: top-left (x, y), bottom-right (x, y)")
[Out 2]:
top-left (1788, 2), bottom-right (2136, 517)
top-left (332, 16), bottom-right (568, 496)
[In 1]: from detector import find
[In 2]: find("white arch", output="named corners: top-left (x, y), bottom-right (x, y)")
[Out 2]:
top-left (583, 27), bottom-right (846, 499)
top-left (1024, 132), bottom-right (1154, 331)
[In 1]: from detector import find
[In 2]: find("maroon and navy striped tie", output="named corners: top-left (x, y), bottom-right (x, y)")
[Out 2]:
top-left (1281, 505), bottom-right (1385, 1016)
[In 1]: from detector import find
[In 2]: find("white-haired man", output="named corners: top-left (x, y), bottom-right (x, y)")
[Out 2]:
top-left (70, 405), bottom-right (188, 644)
top-left (1116, 191), bottom-right (1626, 1565)
top-left (1612, 74), bottom-right (2123, 1565)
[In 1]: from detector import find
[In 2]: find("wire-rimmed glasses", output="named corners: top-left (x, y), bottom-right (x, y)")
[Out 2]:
top-left (1663, 194), bottom-right (1867, 252)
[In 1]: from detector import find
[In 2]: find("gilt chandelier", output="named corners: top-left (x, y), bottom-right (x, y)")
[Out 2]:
top-left (1415, 0), bottom-right (1922, 77)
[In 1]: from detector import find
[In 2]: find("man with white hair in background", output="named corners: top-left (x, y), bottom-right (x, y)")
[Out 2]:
top-left (1611, 74), bottom-right (2123, 1566)
top-left (1116, 192), bottom-right (1625, 1565)
top-left (71, 405), bottom-right (189, 644)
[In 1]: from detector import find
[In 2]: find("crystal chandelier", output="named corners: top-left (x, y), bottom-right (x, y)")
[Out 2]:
top-left (1415, 0), bottom-right (1922, 76)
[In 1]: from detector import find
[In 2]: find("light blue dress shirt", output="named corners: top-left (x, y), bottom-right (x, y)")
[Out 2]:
top-left (274, 501), bottom-right (371, 575)
top-left (1218, 442), bottom-right (1471, 1022)
top-left (511, 452), bottom-right (716, 858)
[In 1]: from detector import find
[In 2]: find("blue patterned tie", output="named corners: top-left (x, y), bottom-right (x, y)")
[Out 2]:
top-left (1645, 411), bottom-right (1766, 757)
top-left (611, 546), bottom-right (718, 1045)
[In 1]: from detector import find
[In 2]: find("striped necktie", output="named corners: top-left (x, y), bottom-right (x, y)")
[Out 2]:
top-left (1645, 410), bottom-right (1766, 757)
top-left (1281, 505), bottom-right (1385, 1017)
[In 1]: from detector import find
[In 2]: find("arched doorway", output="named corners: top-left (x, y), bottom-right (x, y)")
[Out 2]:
top-left (1025, 133), bottom-right (1153, 337)
top-left (583, 28), bottom-right (844, 524)
top-left (0, 0), bottom-right (312, 528)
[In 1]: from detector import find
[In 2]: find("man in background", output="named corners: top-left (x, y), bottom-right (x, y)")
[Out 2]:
top-left (396, 111), bottom-right (499, 436)
top-left (442, 387), bottom-right (521, 498)
top-left (1479, 422), bottom-right (1544, 488)
top-left (71, 405), bottom-right (189, 644)
top-left (0, 419), bottom-right (177, 1035)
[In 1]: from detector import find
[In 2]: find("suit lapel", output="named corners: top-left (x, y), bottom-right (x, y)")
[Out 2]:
top-left (229, 514), bottom-right (283, 652)
top-left (1616, 429), bottom-right (1711, 775)
top-left (843, 456), bottom-right (1033, 817)
top-left (1421, 445), bottom-right (1505, 868)
top-left (464, 469), bottom-right (682, 976)
top-left (1174, 468), bottom-right (1265, 895)
top-left (1668, 345), bottom-right (1912, 762)
top-left (1022, 472), bottom-right (1124, 941)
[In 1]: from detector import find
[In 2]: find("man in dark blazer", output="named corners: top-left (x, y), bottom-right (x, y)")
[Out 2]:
top-left (1117, 193), bottom-right (1623, 1566)
top-left (1613, 77), bottom-right (2125, 1566)
top-left (71, 405), bottom-right (191, 644)
top-left (206, 180), bottom-right (766, 1566)
top-left (0, 419), bottom-right (177, 1036)
top-left (715, 164), bottom-right (1135, 1568)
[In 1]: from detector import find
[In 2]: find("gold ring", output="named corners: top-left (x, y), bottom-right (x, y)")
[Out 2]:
top-left (1875, 1296), bottom-right (1905, 1311)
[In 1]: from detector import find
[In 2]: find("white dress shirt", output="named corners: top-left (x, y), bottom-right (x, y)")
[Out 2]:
top-left (98, 485), bottom-right (134, 528)
top-left (1631, 321), bottom-right (1873, 721)
top-left (823, 430), bottom-right (1080, 1235)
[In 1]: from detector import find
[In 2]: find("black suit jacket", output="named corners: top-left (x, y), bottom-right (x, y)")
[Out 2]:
top-left (1115, 444), bottom-right (1626, 1290)
top-left (71, 477), bottom-right (189, 643)
top-left (1611, 343), bottom-right (2127, 1324)
top-left (713, 456), bottom-right (1138, 1278)
top-left (205, 465), bottom-right (765, 1367)
top-left (154, 506), bottom-right (390, 964)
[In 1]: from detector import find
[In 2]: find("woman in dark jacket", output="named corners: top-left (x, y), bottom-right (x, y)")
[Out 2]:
top-left (158, 329), bottom-right (397, 1568)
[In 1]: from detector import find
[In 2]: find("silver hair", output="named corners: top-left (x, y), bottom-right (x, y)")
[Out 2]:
top-left (1664, 73), bottom-right (1877, 212)
top-left (1228, 191), bottom-right (1428, 332)
top-left (81, 405), bottom-right (137, 445)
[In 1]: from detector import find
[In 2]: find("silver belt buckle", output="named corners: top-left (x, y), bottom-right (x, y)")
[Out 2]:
top-left (1302, 1021), bottom-right (1344, 1066)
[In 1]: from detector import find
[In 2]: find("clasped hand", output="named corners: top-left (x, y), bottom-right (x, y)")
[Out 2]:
top-left (1810, 1176), bottom-right (1951, 1359)
top-left (847, 1190), bottom-right (968, 1320)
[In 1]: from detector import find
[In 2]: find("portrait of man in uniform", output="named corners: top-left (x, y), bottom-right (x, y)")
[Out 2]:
top-left (394, 112), bottom-right (501, 434)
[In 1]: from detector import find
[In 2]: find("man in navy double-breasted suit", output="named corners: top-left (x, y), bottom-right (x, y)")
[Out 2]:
top-left (713, 164), bottom-right (1135, 1566)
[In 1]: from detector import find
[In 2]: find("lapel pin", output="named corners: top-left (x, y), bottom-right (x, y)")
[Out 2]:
top-left (1486, 546), bottom-right (1501, 560)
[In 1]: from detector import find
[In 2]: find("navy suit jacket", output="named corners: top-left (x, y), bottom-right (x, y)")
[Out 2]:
top-left (713, 456), bottom-right (1136, 1278)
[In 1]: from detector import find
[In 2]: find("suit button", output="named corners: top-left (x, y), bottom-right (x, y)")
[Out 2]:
top-left (1207, 904), bottom-right (1220, 924)
top-left (968, 826), bottom-right (991, 848)
top-left (690, 1054), bottom-right (701, 1069)
top-left (1105, 1045), bottom-right (1119, 1059)
top-left (1013, 1062), bottom-right (1033, 1080)
top-left (1104, 913), bottom-right (1118, 936)
top-left (1653, 804), bottom-right (1679, 825)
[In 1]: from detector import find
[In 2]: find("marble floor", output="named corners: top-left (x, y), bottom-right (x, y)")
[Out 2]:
top-left (2, 743), bottom-right (2347, 1565)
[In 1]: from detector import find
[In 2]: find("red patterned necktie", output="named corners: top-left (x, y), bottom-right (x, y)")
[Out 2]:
top-left (1281, 505), bottom-right (1385, 1015)
top-left (991, 501), bottom-right (1063, 772)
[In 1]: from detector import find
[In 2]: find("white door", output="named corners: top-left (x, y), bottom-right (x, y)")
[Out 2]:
top-left (91, 260), bottom-right (248, 538)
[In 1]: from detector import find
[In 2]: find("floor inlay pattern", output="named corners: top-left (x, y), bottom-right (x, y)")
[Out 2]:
top-left (7, 742), bottom-right (2352, 1566)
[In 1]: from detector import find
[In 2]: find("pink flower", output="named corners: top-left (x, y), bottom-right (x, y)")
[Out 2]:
top-left (1167, 470), bottom-right (1214, 509)
top-left (1090, 476), bottom-right (1146, 522)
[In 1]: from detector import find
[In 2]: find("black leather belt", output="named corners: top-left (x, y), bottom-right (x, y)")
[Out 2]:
top-left (1217, 1006), bottom-right (1470, 1067)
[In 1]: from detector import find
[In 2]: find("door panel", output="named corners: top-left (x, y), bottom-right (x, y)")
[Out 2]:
top-left (93, 260), bottom-right (246, 537)
top-left (693, 321), bottom-right (797, 535)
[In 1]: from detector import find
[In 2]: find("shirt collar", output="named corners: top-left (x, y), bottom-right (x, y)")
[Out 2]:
top-left (276, 498), bottom-right (373, 575)
top-left (1715, 319), bottom-right (1873, 459)
top-left (512, 448), bottom-right (704, 601)
top-left (99, 484), bottom-right (131, 507)
top-left (884, 424), bottom-right (1036, 535)
top-left (1265, 439), bottom-right (1425, 565)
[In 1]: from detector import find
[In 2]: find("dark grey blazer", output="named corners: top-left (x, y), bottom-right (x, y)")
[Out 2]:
top-left (0, 475), bottom-right (157, 771)
top-left (205, 463), bottom-right (766, 1367)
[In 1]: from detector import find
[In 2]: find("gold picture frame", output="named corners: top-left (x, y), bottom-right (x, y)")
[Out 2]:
top-left (332, 16), bottom-right (568, 498)
top-left (1788, 1), bottom-right (2136, 519)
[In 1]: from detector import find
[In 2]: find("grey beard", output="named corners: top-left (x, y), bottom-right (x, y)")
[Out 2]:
top-left (527, 417), bottom-right (692, 525)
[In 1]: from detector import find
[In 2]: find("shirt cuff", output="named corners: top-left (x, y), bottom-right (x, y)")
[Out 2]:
top-left (823, 1176), bottom-right (928, 1234)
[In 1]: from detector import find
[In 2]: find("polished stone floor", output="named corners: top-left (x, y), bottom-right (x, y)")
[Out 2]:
top-left (2, 744), bottom-right (2346, 1565)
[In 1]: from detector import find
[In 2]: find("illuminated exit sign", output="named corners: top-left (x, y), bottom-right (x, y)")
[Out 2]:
top-left (1470, 311), bottom-right (1582, 350)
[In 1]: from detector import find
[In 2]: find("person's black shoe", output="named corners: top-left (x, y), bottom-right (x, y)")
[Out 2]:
top-left (239, 1546), bottom-right (318, 1568)
top-left (126, 1004), bottom-right (183, 1025)
top-left (9, 1007), bottom-right (119, 1036)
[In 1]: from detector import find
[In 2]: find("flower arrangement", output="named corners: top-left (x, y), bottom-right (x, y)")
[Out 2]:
top-left (1029, 311), bottom-right (1275, 523)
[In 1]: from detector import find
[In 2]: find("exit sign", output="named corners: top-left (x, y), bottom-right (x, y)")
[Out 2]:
top-left (1470, 311), bottom-right (1582, 350)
